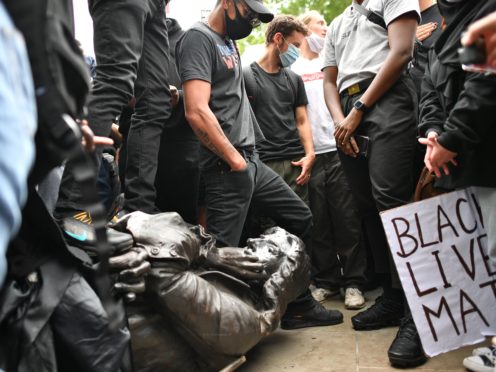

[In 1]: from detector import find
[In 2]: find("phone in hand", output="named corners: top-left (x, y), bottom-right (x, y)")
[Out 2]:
top-left (458, 41), bottom-right (496, 74)
top-left (354, 135), bottom-right (370, 158)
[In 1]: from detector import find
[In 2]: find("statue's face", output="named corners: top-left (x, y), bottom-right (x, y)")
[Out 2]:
top-left (246, 227), bottom-right (301, 256)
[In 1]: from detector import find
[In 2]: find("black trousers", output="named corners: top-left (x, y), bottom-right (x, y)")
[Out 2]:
top-left (308, 151), bottom-right (366, 290)
top-left (203, 152), bottom-right (316, 311)
top-left (155, 139), bottom-right (200, 225)
top-left (338, 77), bottom-right (417, 283)
top-left (203, 152), bottom-right (312, 248)
top-left (56, 0), bottom-right (171, 214)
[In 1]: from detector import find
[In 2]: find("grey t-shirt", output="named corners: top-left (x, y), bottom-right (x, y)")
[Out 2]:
top-left (247, 62), bottom-right (308, 162)
top-left (176, 22), bottom-right (262, 169)
top-left (323, 0), bottom-right (420, 93)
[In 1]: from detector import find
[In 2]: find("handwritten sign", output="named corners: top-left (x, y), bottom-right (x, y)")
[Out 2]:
top-left (381, 188), bottom-right (496, 357)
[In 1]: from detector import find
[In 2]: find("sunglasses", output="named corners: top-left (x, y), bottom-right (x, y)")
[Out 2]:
top-left (236, 0), bottom-right (262, 28)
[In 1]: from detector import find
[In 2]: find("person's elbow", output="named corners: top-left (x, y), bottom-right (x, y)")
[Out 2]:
top-left (392, 44), bottom-right (414, 67)
top-left (185, 105), bottom-right (204, 128)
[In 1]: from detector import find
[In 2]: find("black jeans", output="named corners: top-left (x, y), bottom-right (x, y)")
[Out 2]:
top-left (155, 139), bottom-right (200, 225)
top-left (308, 151), bottom-right (366, 290)
top-left (56, 0), bottom-right (171, 214)
top-left (203, 151), bottom-right (315, 311)
top-left (338, 77), bottom-right (417, 281)
top-left (203, 152), bottom-right (312, 247)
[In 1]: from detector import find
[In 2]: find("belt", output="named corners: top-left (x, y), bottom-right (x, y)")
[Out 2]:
top-left (340, 78), bottom-right (374, 99)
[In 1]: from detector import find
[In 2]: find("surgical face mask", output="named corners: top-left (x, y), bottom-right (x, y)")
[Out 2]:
top-left (225, 1), bottom-right (254, 40)
top-left (278, 37), bottom-right (300, 67)
top-left (306, 33), bottom-right (325, 54)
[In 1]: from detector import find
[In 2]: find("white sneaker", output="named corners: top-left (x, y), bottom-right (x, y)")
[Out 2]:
top-left (344, 288), bottom-right (365, 310)
top-left (311, 287), bottom-right (339, 303)
top-left (463, 353), bottom-right (495, 372)
top-left (472, 344), bottom-right (496, 357)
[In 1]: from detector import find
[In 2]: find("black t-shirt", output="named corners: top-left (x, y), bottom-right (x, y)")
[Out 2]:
top-left (175, 22), bottom-right (263, 169)
top-left (410, 4), bottom-right (443, 96)
top-left (248, 62), bottom-right (308, 162)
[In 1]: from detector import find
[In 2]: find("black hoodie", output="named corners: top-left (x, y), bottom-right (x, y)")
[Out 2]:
top-left (418, 0), bottom-right (496, 189)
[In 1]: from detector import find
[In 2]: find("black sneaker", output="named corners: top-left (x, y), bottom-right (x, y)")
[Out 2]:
top-left (388, 315), bottom-right (427, 367)
top-left (281, 301), bottom-right (343, 330)
top-left (61, 210), bottom-right (134, 255)
top-left (351, 296), bottom-right (403, 330)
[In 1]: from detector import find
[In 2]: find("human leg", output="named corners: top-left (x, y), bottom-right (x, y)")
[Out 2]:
top-left (307, 153), bottom-right (342, 295)
top-left (56, 0), bottom-right (152, 212)
top-left (124, 0), bottom-right (171, 212)
top-left (251, 156), bottom-right (342, 329)
top-left (203, 158), bottom-right (255, 247)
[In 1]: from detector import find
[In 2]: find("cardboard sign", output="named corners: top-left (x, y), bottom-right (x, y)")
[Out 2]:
top-left (381, 188), bottom-right (496, 357)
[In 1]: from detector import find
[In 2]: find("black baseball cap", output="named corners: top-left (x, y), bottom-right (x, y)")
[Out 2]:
top-left (244, 0), bottom-right (274, 23)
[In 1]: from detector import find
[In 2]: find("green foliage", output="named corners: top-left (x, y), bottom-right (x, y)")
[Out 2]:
top-left (238, 0), bottom-right (350, 54)
top-left (279, 0), bottom-right (350, 23)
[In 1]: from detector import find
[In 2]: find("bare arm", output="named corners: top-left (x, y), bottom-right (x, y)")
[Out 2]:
top-left (334, 13), bottom-right (418, 146)
top-left (359, 13), bottom-right (418, 107)
top-left (323, 66), bottom-right (358, 156)
top-left (323, 66), bottom-right (345, 124)
top-left (183, 79), bottom-right (246, 171)
top-left (292, 105), bottom-right (315, 185)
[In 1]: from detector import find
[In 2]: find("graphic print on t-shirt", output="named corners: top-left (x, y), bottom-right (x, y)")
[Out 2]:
top-left (217, 41), bottom-right (239, 70)
top-left (300, 71), bottom-right (324, 83)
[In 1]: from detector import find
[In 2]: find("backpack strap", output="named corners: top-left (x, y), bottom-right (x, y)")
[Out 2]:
top-left (353, 2), bottom-right (387, 30)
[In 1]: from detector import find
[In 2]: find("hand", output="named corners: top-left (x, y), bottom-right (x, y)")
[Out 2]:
top-left (337, 136), bottom-right (359, 157)
top-left (109, 123), bottom-right (123, 147)
top-left (229, 154), bottom-right (248, 172)
top-left (80, 119), bottom-right (114, 152)
top-left (205, 247), bottom-right (268, 281)
top-left (462, 12), bottom-right (496, 67)
top-left (170, 85), bottom-right (180, 107)
top-left (292, 154), bottom-right (315, 185)
top-left (109, 247), bottom-right (150, 302)
top-left (418, 133), bottom-right (458, 177)
top-left (334, 108), bottom-right (363, 146)
top-left (416, 22), bottom-right (438, 42)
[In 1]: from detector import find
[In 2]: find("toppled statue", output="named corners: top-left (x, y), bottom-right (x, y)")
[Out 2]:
top-left (111, 212), bottom-right (311, 371)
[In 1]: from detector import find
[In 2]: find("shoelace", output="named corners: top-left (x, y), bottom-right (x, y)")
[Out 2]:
top-left (397, 317), bottom-right (418, 339)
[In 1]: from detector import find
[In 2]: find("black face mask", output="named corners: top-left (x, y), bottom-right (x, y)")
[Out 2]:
top-left (225, 2), bottom-right (253, 40)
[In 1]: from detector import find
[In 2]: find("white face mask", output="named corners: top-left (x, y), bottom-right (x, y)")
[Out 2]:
top-left (306, 33), bottom-right (325, 54)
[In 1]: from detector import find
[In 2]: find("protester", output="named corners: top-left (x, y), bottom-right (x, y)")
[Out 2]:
top-left (291, 10), bottom-right (366, 309)
top-left (243, 15), bottom-right (314, 241)
top-left (176, 0), bottom-right (343, 330)
top-left (322, 0), bottom-right (423, 367)
top-left (0, 2), bottom-right (36, 287)
top-left (54, 0), bottom-right (172, 225)
top-left (244, 15), bottom-right (314, 204)
top-left (417, 1), bottom-right (496, 370)
top-left (155, 17), bottom-right (200, 225)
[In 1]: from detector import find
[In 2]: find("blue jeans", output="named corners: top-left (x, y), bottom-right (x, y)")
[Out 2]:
top-left (0, 3), bottom-right (36, 286)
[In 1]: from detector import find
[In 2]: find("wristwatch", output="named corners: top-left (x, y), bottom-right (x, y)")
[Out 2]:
top-left (353, 99), bottom-right (370, 113)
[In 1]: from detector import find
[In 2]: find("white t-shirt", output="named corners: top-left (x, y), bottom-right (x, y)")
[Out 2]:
top-left (292, 56), bottom-right (336, 154)
top-left (323, 0), bottom-right (420, 93)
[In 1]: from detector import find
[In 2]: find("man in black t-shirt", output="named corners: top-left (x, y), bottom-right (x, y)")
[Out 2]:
top-left (176, 0), bottom-right (343, 330)
top-left (245, 15), bottom-right (314, 205)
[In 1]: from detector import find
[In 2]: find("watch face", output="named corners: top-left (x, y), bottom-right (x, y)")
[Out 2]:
top-left (354, 100), bottom-right (367, 112)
